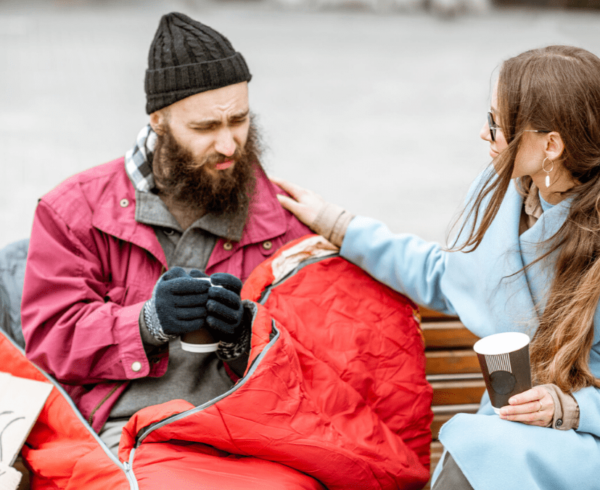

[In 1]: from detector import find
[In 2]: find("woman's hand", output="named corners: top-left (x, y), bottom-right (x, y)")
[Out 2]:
top-left (270, 176), bottom-right (325, 228)
top-left (499, 386), bottom-right (554, 427)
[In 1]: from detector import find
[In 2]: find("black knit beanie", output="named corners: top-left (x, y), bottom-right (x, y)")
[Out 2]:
top-left (145, 12), bottom-right (252, 114)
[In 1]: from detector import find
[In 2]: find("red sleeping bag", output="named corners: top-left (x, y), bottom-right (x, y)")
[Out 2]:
top-left (4, 236), bottom-right (433, 489)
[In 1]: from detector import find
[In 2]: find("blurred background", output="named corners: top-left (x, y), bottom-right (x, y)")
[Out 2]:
top-left (1, 0), bottom-right (600, 249)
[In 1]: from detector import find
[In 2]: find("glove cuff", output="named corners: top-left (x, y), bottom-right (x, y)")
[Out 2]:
top-left (217, 326), bottom-right (250, 361)
top-left (144, 299), bottom-right (178, 344)
top-left (216, 301), bottom-right (254, 361)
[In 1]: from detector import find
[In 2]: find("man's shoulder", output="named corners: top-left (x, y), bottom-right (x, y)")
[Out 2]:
top-left (251, 170), bottom-right (311, 238)
top-left (37, 158), bottom-right (133, 234)
top-left (41, 158), bottom-right (129, 214)
top-left (253, 168), bottom-right (295, 206)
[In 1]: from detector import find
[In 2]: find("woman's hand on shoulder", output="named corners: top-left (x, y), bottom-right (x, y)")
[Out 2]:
top-left (499, 386), bottom-right (554, 427)
top-left (270, 176), bottom-right (325, 228)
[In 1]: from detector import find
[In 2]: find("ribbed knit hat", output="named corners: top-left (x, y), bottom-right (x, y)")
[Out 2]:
top-left (145, 12), bottom-right (252, 114)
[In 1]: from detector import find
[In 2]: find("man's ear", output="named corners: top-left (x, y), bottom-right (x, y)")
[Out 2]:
top-left (150, 110), bottom-right (167, 135)
top-left (545, 131), bottom-right (565, 162)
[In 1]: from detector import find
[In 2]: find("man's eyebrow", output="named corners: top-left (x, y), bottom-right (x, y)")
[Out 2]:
top-left (189, 110), bottom-right (249, 127)
top-left (229, 109), bottom-right (249, 120)
top-left (189, 118), bottom-right (220, 127)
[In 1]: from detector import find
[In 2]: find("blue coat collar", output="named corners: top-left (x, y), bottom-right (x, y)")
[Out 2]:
top-left (443, 178), bottom-right (573, 340)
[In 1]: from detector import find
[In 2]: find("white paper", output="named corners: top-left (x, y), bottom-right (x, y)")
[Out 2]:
top-left (0, 372), bottom-right (52, 466)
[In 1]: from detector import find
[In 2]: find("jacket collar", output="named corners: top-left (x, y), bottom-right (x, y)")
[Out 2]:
top-left (90, 158), bottom-right (168, 268)
top-left (206, 166), bottom-right (289, 269)
top-left (135, 189), bottom-right (248, 242)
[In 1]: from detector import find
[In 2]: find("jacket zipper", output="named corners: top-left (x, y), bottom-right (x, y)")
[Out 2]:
top-left (88, 381), bottom-right (125, 425)
top-left (133, 320), bottom-right (280, 448)
top-left (122, 461), bottom-right (139, 490)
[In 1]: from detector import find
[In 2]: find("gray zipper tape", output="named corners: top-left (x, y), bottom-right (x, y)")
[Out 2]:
top-left (135, 320), bottom-right (280, 447)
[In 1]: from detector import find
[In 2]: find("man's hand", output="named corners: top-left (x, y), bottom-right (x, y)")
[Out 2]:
top-left (151, 267), bottom-right (210, 336)
top-left (499, 386), bottom-right (555, 427)
top-left (270, 176), bottom-right (325, 229)
top-left (206, 273), bottom-right (245, 344)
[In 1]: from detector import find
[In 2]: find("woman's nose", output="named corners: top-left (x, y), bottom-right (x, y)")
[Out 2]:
top-left (480, 120), bottom-right (491, 143)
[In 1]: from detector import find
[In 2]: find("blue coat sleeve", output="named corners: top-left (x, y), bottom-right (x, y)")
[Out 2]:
top-left (572, 344), bottom-right (600, 438)
top-left (340, 215), bottom-right (456, 315)
top-left (573, 386), bottom-right (600, 436)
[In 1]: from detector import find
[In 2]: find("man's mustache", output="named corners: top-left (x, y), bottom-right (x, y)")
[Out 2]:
top-left (190, 147), bottom-right (246, 169)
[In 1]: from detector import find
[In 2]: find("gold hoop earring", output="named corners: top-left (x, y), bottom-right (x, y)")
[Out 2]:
top-left (542, 157), bottom-right (554, 188)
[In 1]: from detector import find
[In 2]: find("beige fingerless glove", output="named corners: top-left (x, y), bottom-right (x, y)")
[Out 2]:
top-left (311, 201), bottom-right (354, 248)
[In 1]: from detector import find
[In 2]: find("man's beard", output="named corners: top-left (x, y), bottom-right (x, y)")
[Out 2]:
top-left (152, 119), bottom-right (262, 218)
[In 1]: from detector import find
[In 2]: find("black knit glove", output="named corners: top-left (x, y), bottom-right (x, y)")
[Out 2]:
top-left (145, 267), bottom-right (210, 341)
top-left (206, 273), bottom-right (245, 344)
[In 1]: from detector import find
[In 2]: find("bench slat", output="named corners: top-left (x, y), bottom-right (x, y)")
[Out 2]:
top-left (432, 403), bottom-right (481, 415)
top-left (419, 306), bottom-right (459, 321)
top-left (422, 322), bottom-right (479, 349)
top-left (430, 380), bottom-right (486, 405)
top-left (426, 350), bottom-right (481, 375)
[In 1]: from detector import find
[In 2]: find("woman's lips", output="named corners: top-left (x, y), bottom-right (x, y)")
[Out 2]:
top-left (489, 149), bottom-right (499, 158)
top-left (216, 160), bottom-right (234, 170)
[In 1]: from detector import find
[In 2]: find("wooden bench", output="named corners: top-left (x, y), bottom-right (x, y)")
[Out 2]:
top-left (420, 306), bottom-right (483, 488)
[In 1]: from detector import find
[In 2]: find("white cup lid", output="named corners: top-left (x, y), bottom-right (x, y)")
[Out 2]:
top-left (474, 332), bottom-right (530, 355)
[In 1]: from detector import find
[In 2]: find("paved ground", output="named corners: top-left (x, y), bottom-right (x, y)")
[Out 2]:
top-left (1, 0), bottom-right (600, 249)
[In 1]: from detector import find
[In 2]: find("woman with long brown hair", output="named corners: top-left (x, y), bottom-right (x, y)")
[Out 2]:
top-left (272, 45), bottom-right (600, 489)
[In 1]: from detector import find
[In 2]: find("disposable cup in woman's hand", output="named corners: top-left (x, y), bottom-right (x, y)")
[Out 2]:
top-left (474, 332), bottom-right (532, 414)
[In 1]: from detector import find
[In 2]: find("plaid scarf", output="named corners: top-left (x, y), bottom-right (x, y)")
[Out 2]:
top-left (125, 125), bottom-right (157, 193)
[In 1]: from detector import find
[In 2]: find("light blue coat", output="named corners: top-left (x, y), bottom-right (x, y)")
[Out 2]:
top-left (340, 172), bottom-right (600, 490)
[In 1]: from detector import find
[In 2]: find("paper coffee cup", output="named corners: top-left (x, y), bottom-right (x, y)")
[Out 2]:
top-left (180, 277), bottom-right (220, 353)
top-left (474, 332), bottom-right (532, 414)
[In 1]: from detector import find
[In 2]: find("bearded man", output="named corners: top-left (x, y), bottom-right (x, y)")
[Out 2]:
top-left (21, 12), bottom-right (309, 455)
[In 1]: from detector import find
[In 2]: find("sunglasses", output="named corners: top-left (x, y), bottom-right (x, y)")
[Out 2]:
top-left (487, 112), bottom-right (551, 142)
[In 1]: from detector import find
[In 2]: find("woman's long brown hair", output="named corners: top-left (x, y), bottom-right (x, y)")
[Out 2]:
top-left (454, 45), bottom-right (600, 393)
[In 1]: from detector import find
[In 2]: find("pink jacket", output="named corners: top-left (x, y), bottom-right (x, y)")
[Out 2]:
top-left (21, 157), bottom-right (310, 432)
